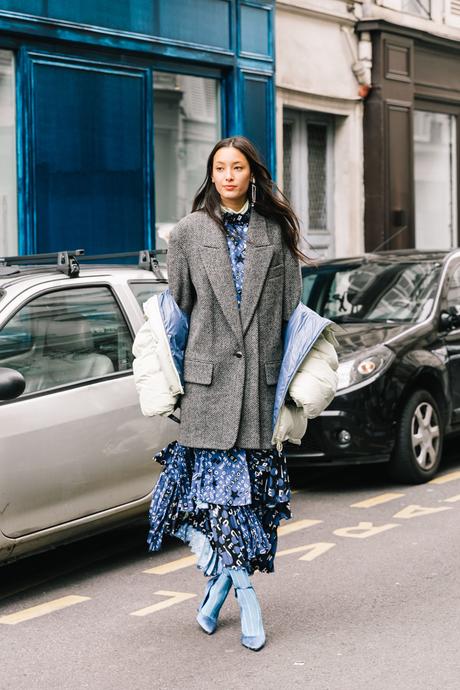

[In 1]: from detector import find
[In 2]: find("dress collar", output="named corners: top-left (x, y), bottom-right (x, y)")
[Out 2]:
top-left (220, 199), bottom-right (249, 215)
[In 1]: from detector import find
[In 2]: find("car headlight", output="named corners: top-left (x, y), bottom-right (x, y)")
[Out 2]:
top-left (336, 345), bottom-right (395, 394)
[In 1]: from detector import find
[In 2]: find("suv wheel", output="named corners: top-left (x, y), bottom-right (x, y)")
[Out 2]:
top-left (390, 389), bottom-right (443, 484)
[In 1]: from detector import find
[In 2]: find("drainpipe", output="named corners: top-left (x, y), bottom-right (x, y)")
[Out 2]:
top-left (341, 26), bottom-right (373, 98)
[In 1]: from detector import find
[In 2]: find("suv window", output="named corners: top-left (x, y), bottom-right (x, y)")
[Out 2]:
top-left (129, 281), bottom-right (166, 309)
top-left (0, 286), bottom-right (133, 395)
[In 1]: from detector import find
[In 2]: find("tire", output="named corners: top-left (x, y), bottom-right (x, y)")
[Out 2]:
top-left (389, 389), bottom-right (444, 484)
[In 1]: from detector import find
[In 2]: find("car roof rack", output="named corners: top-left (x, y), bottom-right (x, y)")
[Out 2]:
top-left (82, 250), bottom-right (167, 280)
top-left (0, 249), bottom-right (85, 278)
top-left (0, 248), bottom-right (167, 280)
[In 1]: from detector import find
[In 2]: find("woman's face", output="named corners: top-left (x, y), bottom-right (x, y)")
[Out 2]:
top-left (212, 146), bottom-right (252, 211)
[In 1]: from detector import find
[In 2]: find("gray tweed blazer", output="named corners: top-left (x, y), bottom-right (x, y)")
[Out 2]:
top-left (167, 208), bottom-right (302, 450)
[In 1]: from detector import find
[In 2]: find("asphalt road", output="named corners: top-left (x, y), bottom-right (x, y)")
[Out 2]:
top-left (1, 450), bottom-right (460, 690)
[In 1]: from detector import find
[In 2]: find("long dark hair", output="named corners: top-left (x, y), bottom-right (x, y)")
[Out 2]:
top-left (192, 136), bottom-right (309, 263)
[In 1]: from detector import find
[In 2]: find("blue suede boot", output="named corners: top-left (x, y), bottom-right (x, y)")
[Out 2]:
top-left (196, 571), bottom-right (232, 635)
top-left (224, 567), bottom-right (265, 651)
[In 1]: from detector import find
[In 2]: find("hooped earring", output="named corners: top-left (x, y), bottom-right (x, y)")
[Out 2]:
top-left (250, 178), bottom-right (256, 208)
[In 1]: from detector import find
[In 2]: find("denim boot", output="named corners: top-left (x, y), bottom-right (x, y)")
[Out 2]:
top-left (196, 571), bottom-right (232, 635)
top-left (224, 567), bottom-right (265, 651)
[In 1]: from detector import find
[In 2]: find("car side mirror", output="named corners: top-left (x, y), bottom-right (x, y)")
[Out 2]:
top-left (0, 367), bottom-right (26, 400)
top-left (440, 306), bottom-right (460, 331)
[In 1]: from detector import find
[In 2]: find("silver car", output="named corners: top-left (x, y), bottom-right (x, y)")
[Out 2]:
top-left (0, 251), bottom-right (177, 565)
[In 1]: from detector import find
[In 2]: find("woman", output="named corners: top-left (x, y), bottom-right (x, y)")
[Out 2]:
top-left (133, 136), bottom-right (338, 651)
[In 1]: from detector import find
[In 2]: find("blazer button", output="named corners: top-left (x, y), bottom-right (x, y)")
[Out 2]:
top-left (234, 350), bottom-right (243, 358)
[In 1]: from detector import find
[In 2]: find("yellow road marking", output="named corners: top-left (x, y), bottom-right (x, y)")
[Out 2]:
top-left (429, 470), bottom-right (460, 485)
top-left (334, 521), bottom-right (399, 539)
top-left (299, 543), bottom-right (336, 561)
top-left (145, 519), bottom-right (322, 575)
top-left (278, 519), bottom-right (322, 536)
top-left (278, 544), bottom-right (320, 557)
top-left (393, 504), bottom-right (452, 519)
top-left (351, 492), bottom-right (405, 508)
top-left (0, 595), bottom-right (90, 625)
top-left (130, 590), bottom-right (196, 617)
top-left (444, 494), bottom-right (460, 503)
top-left (143, 555), bottom-right (197, 575)
top-left (278, 542), bottom-right (336, 561)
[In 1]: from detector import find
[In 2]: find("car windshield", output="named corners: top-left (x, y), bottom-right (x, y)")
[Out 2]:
top-left (302, 260), bottom-right (442, 324)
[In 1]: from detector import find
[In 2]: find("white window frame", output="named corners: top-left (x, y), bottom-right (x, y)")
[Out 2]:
top-left (283, 108), bottom-right (335, 257)
top-left (445, 0), bottom-right (460, 28)
top-left (377, 0), bottom-right (432, 17)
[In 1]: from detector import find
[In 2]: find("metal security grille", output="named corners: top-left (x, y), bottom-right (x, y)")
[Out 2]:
top-left (307, 123), bottom-right (327, 230)
top-left (283, 121), bottom-right (292, 201)
top-left (402, 0), bottom-right (430, 17)
top-left (450, 0), bottom-right (460, 15)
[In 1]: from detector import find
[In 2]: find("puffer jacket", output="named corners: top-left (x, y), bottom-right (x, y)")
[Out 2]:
top-left (132, 289), bottom-right (189, 417)
top-left (132, 289), bottom-right (338, 449)
top-left (271, 299), bottom-right (338, 449)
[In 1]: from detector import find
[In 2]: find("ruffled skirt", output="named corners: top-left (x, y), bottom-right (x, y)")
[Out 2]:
top-left (147, 441), bottom-right (291, 576)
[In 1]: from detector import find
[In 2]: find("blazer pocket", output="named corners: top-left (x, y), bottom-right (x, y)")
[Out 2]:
top-left (267, 264), bottom-right (283, 280)
top-left (184, 358), bottom-right (214, 385)
top-left (265, 359), bottom-right (281, 386)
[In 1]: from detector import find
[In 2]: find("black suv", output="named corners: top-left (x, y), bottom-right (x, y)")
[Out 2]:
top-left (286, 250), bottom-right (460, 483)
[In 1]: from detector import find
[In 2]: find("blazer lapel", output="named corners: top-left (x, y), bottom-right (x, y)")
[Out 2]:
top-left (240, 211), bottom-right (274, 336)
top-left (200, 215), bottom-right (243, 344)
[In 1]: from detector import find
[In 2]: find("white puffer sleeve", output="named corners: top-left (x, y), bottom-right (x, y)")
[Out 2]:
top-left (272, 328), bottom-right (339, 450)
top-left (273, 404), bottom-right (309, 449)
top-left (132, 297), bottom-right (183, 417)
top-left (288, 329), bottom-right (339, 418)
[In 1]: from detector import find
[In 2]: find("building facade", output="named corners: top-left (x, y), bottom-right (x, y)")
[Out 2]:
top-left (359, 0), bottom-right (460, 251)
top-left (276, 0), bottom-right (370, 258)
top-left (0, 0), bottom-right (276, 257)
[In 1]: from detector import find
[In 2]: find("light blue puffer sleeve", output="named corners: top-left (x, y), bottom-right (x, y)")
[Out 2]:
top-left (283, 241), bottom-right (302, 321)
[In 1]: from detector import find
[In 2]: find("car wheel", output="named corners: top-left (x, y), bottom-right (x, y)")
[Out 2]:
top-left (389, 389), bottom-right (443, 484)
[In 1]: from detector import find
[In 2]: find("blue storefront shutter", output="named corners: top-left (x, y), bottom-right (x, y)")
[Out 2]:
top-left (24, 55), bottom-right (151, 255)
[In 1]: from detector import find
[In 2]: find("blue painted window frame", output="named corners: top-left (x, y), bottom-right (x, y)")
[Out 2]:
top-left (0, 1), bottom-right (236, 56)
top-left (0, 1), bottom-right (276, 253)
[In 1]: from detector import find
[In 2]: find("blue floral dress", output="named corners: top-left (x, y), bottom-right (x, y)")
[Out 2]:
top-left (147, 209), bottom-right (291, 575)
